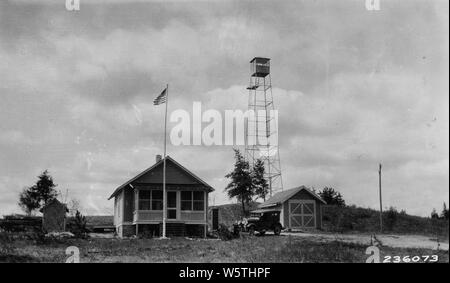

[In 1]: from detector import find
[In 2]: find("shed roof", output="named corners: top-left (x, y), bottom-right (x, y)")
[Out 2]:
top-left (258, 186), bottom-right (326, 208)
top-left (40, 198), bottom-right (68, 213)
top-left (251, 208), bottom-right (281, 214)
top-left (108, 155), bottom-right (214, 200)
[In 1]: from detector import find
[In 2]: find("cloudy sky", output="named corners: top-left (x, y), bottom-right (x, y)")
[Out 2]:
top-left (0, 0), bottom-right (448, 217)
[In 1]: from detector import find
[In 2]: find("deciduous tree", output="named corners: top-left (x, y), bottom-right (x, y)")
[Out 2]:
top-left (18, 170), bottom-right (58, 215)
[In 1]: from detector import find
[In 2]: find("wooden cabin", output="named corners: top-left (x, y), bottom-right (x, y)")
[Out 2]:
top-left (108, 155), bottom-right (214, 238)
top-left (251, 186), bottom-right (326, 230)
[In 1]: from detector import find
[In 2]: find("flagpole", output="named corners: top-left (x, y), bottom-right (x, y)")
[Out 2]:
top-left (162, 84), bottom-right (169, 239)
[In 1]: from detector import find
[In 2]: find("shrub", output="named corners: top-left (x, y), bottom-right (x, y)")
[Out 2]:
top-left (69, 210), bottom-right (89, 239)
top-left (431, 209), bottom-right (439, 219)
top-left (217, 224), bottom-right (234, 241)
top-left (0, 231), bottom-right (15, 255)
top-left (384, 207), bottom-right (398, 231)
top-left (322, 204), bottom-right (449, 237)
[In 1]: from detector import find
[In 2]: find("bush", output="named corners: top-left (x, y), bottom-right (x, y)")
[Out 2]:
top-left (0, 231), bottom-right (15, 255)
top-left (322, 205), bottom-right (374, 232)
top-left (322, 205), bottom-right (448, 238)
top-left (68, 210), bottom-right (89, 239)
top-left (383, 207), bottom-right (398, 231)
top-left (431, 209), bottom-right (439, 219)
top-left (217, 224), bottom-right (234, 241)
top-left (0, 215), bottom-right (42, 232)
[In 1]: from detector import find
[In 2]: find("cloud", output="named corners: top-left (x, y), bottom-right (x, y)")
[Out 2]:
top-left (0, 0), bottom-right (448, 217)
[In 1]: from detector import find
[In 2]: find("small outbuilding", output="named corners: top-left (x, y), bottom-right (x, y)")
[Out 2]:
top-left (252, 186), bottom-right (326, 230)
top-left (41, 199), bottom-right (68, 233)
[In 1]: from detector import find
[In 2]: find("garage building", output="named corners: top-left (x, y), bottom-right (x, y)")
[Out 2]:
top-left (252, 186), bottom-right (326, 230)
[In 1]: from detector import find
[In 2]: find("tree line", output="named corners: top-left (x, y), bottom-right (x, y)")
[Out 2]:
top-left (431, 203), bottom-right (449, 220)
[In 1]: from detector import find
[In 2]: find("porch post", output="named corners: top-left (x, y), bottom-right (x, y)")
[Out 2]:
top-left (134, 187), bottom-right (139, 236)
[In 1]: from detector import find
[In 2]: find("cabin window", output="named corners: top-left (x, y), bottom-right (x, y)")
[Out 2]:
top-left (181, 191), bottom-right (192, 210)
top-left (151, 190), bottom-right (163, 210)
top-left (138, 190), bottom-right (163, 210)
top-left (138, 190), bottom-right (151, 210)
top-left (193, 191), bottom-right (204, 211)
top-left (181, 191), bottom-right (204, 211)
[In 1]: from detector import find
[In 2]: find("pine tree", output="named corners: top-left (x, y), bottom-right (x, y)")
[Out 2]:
top-left (441, 202), bottom-right (449, 220)
top-left (72, 210), bottom-right (88, 238)
top-left (252, 159), bottom-right (269, 201)
top-left (224, 149), bottom-right (254, 216)
top-left (318, 187), bottom-right (346, 206)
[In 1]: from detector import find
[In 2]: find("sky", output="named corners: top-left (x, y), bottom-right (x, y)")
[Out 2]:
top-left (0, 0), bottom-right (448, 217)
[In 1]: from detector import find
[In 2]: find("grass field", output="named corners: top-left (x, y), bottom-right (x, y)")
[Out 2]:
top-left (322, 205), bottom-right (449, 240)
top-left (211, 203), bottom-right (449, 240)
top-left (2, 204), bottom-right (448, 263)
top-left (1, 233), bottom-right (448, 263)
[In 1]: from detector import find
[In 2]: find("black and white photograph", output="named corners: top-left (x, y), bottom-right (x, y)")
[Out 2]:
top-left (0, 0), bottom-right (448, 269)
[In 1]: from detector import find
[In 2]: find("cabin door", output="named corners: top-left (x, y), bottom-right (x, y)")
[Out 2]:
top-left (167, 191), bottom-right (177, 219)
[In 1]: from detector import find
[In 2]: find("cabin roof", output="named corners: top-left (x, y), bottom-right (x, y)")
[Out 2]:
top-left (108, 156), bottom-right (214, 200)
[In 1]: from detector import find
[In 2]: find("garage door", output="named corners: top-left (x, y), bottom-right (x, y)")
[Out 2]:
top-left (289, 200), bottom-right (316, 229)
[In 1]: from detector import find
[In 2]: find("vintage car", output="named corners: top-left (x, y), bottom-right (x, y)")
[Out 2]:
top-left (236, 210), bottom-right (283, 236)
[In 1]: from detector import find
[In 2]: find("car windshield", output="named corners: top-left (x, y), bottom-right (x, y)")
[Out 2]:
top-left (261, 213), bottom-right (270, 221)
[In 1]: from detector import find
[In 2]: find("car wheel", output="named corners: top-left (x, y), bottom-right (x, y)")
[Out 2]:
top-left (274, 224), bottom-right (282, 235)
top-left (248, 226), bottom-right (255, 236)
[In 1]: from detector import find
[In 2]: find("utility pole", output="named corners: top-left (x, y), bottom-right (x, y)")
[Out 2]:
top-left (378, 163), bottom-right (383, 233)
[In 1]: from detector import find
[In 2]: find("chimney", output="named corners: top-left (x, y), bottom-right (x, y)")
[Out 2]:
top-left (156, 154), bottom-right (162, 163)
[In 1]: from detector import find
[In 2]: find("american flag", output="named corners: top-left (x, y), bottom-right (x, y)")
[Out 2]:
top-left (153, 87), bottom-right (167, 105)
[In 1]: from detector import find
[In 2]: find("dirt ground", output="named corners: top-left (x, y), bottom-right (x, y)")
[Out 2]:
top-left (282, 231), bottom-right (449, 251)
